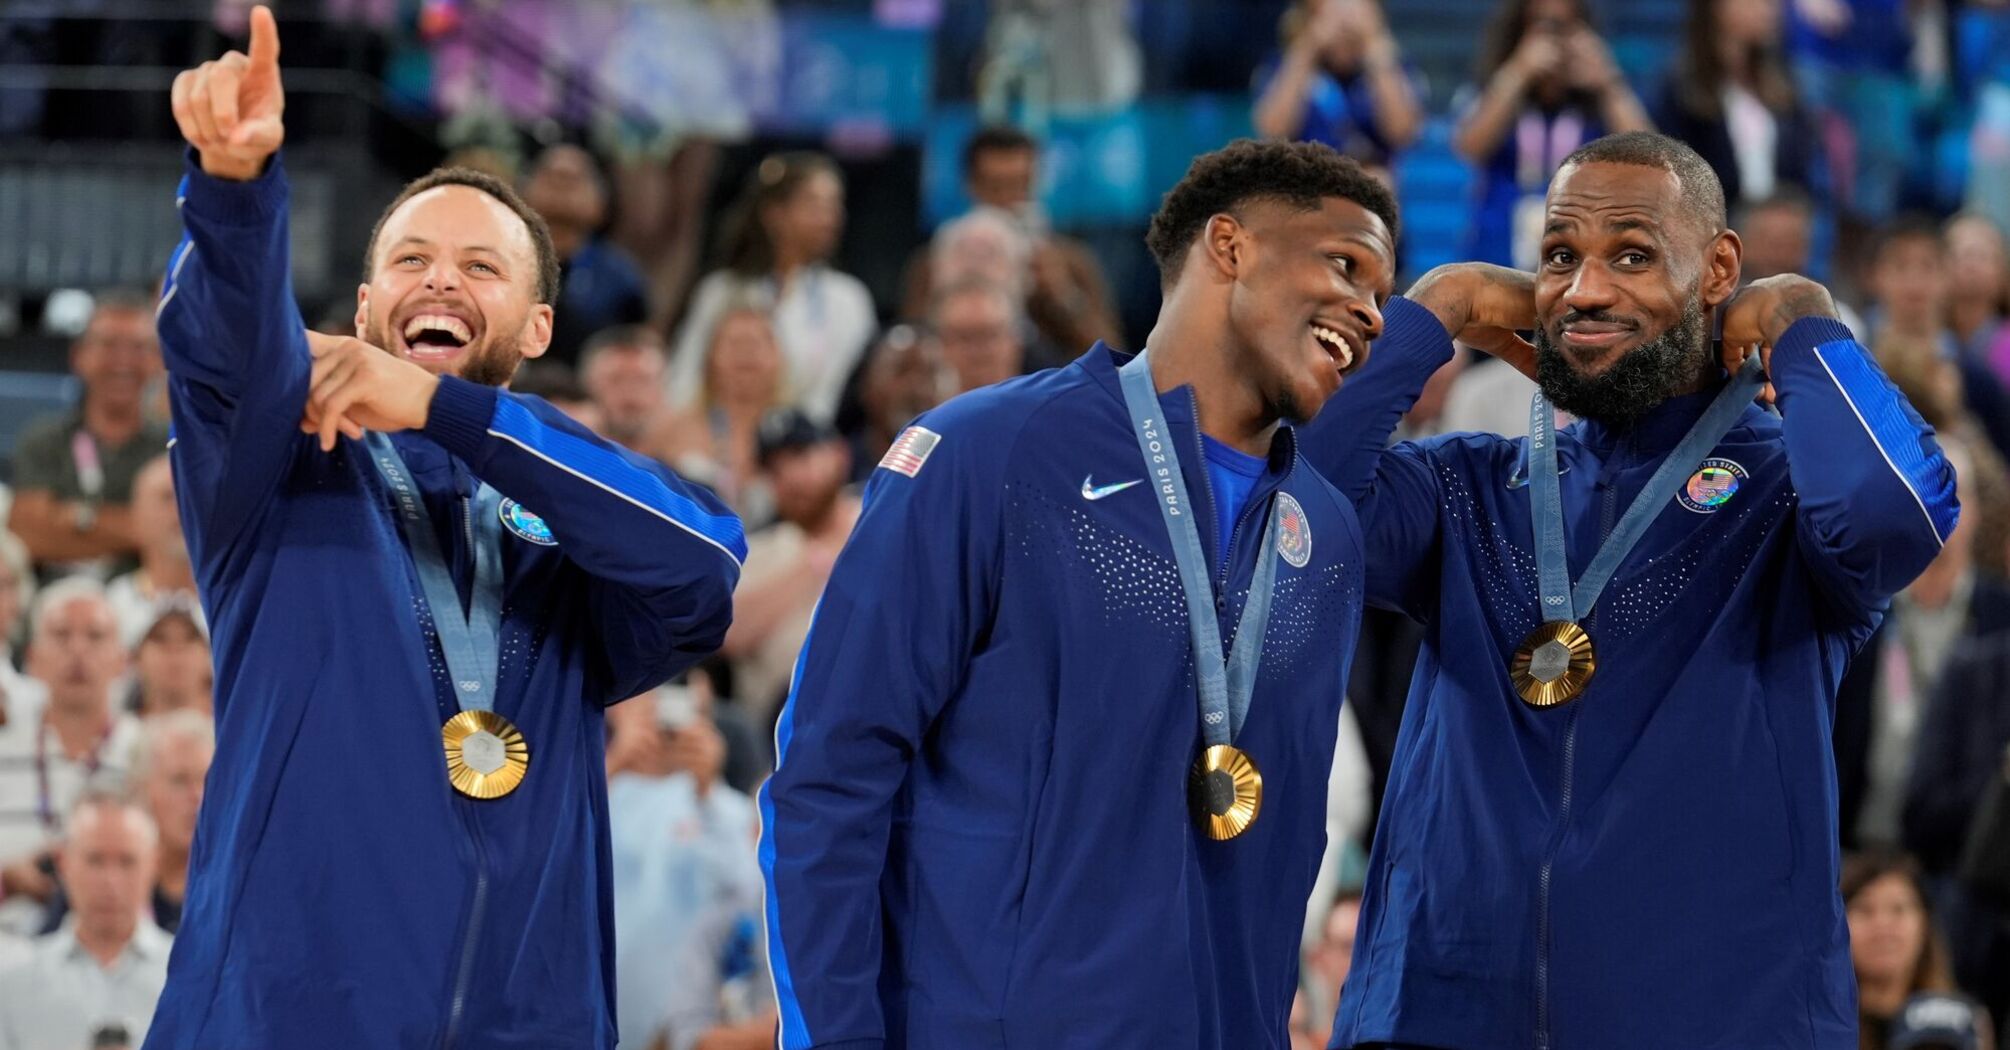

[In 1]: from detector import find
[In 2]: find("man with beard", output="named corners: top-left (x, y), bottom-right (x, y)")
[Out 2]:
top-left (761, 139), bottom-right (1395, 1048)
top-left (1301, 131), bottom-right (1957, 1050)
top-left (144, 10), bottom-right (744, 1046)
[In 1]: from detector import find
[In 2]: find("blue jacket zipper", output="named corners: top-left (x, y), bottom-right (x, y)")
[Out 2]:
top-left (1534, 432), bottom-right (1623, 1050)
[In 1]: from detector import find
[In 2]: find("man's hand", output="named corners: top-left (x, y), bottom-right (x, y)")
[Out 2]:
top-left (170, 5), bottom-right (284, 181)
top-left (1404, 262), bottom-right (1538, 378)
top-left (1720, 274), bottom-right (1840, 404)
top-left (301, 332), bottom-right (440, 451)
top-left (664, 722), bottom-right (727, 796)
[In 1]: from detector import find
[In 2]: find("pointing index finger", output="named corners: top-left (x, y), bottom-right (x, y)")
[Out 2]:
top-left (248, 5), bottom-right (280, 72)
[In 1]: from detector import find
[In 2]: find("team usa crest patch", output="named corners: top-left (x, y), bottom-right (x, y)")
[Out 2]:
top-left (1678, 458), bottom-right (1747, 514)
top-left (879, 426), bottom-right (942, 477)
top-left (1274, 492), bottom-right (1312, 568)
top-left (499, 498), bottom-right (558, 545)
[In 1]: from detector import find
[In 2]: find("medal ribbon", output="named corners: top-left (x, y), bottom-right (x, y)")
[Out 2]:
top-left (1117, 351), bottom-right (1283, 748)
top-left (366, 433), bottom-right (505, 713)
top-left (1529, 354), bottom-right (1767, 624)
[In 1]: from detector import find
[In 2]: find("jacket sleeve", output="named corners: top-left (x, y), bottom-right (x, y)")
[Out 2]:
top-left (420, 376), bottom-right (745, 701)
top-left (1770, 317), bottom-right (1959, 621)
top-left (1296, 296), bottom-right (1456, 617)
top-left (154, 151), bottom-right (312, 564)
top-left (755, 407), bottom-right (1007, 1050)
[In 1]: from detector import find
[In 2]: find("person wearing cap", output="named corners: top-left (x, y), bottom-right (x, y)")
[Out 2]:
top-left (126, 607), bottom-right (210, 719)
top-left (719, 409), bottom-right (859, 724)
top-left (1890, 992), bottom-right (1995, 1050)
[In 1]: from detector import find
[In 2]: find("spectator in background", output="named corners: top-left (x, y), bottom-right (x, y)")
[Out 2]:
top-left (654, 890), bottom-right (776, 1050)
top-left (509, 360), bottom-right (603, 433)
top-left (1736, 189), bottom-right (1872, 336)
top-left (1836, 438), bottom-right (2010, 850)
top-left (719, 410), bottom-right (859, 725)
top-left (127, 608), bottom-right (210, 720)
top-left (931, 278), bottom-right (1029, 394)
top-left (579, 325), bottom-right (671, 456)
top-left (1946, 213), bottom-right (2010, 369)
top-left (0, 533), bottom-right (39, 721)
top-left (37, 710), bottom-right (210, 937)
top-left (841, 325), bottom-right (953, 485)
top-left (1847, 850), bottom-right (1959, 1050)
top-left (103, 456), bottom-right (200, 651)
top-left (652, 306), bottom-right (788, 524)
top-left (901, 127), bottom-right (1124, 354)
top-left (6, 291), bottom-right (169, 577)
top-left (1252, 0), bottom-right (1423, 174)
top-left (0, 794), bottom-right (169, 1049)
top-left (520, 144), bottom-right (651, 369)
top-left (1888, 993), bottom-right (1996, 1050)
top-left (1451, 0), bottom-right (1653, 267)
top-left (1867, 217), bottom-right (2010, 460)
top-left (670, 153), bottom-right (875, 425)
top-left (1657, 0), bottom-right (1815, 208)
top-left (0, 579), bottom-right (139, 935)
top-left (604, 677), bottom-right (763, 1050)
top-left (1786, 0), bottom-right (1925, 226)
top-left (1300, 890), bottom-right (1362, 1050)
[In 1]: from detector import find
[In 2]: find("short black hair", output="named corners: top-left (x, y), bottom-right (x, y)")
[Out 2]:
top-left (1144, 139), bottom-right (1399, 287)
top-left (1871, 212), bottom-right (1948, 261)
top-left (1557, 131), bottom-right (1728, 234)
top-left (579, 323), bottom-right (667, 371)
top-left (363, 167), bottom-right (562, 305)
top-left (1732, 185), bottom-right (1814, 228)
top-left (962, 124), bottom-right (1038, 177)
top-left (509, 360), bottom-right (587, 404)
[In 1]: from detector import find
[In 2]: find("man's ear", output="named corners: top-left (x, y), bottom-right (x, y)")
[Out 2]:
top-left (520, 303), bottom-right (554, 361)
top-left (1701, 229), bottom-right (1742, 309)
top-left (353, 284), bottom-right (371, 339)
top-left (1200, 212), bottom-right (1251, 283)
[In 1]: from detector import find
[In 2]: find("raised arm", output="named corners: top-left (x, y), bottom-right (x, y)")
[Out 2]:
top-left (1298, 264), bottom-right (1535, 615)
top-left (156, 6), bottom-right (311, 561)
top-left (757, 407), bottom-right (1007, 1050)
top-left (1725, 275), bottom-right (1958, 618)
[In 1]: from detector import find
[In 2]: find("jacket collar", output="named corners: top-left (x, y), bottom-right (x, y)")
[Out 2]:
top-left (1081, 342), bottom-right (1300, 477)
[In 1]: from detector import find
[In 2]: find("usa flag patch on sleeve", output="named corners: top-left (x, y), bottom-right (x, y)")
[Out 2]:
top-left (879, 426), bottom-right (942, 477)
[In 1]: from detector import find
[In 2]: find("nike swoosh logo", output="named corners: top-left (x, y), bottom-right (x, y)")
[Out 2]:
top-left (1081, 475), bottom-right (1144, 501)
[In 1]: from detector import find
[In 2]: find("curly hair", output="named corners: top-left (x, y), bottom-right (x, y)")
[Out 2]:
top-left (1144, 139), bottom-right (1399, 288)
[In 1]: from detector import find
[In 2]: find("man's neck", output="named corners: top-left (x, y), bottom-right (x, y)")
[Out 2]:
top-left (76, 914), bottom-right (137, 969)
top-left (83, 396), bottom-right (143, 446)
top-left (1857, 975), bottom-right (1909, 1018)
top-left (44, 698), bottom-right (110, 759)
top-left (158, 853), bottom-right (188, 898)
top-left (1142, 308), bottom-right (1277, 457)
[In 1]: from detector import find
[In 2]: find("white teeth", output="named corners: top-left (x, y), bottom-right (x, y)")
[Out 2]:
top-left (1312, 325), bottom-right (1354, 369)
top-left (403, 313), bottom-right (472, 343)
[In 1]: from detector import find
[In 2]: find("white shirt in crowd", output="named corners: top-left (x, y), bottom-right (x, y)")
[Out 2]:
top-left (0, 712), bottom-right (142, 935)
top-left (0, 917), bottom-right (172, 1049)
top-left (668, 267), bottom-right (878, 425)
top-left (608, 772), bottom-right (763, 1050)
top-left (101, 574), bottom-right (203, 651)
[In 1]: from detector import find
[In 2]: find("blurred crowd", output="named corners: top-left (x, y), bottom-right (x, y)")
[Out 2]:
top-left (2, 0), bottom-right (2010, 1047)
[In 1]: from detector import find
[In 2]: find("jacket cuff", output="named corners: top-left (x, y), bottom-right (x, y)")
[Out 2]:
top-left (1770, 315), bottom-right (1856, 368)
top-left (177, 147), bottom-right (287, 224)
top-left (422, 375), bottom-right (499, 457)
top-left (1378, 295), bottom-right (1457, 373)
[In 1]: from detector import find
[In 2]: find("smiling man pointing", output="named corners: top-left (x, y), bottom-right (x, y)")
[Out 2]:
top-left (143, 10), bottom-right (743, 1047)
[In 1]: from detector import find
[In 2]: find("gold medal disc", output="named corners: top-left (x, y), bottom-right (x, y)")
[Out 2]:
top-left (1189, 744), bottom-right (1264, 840)
top-left (443, 710), bottom-right (531, 799)
top-left (1511, 621), bottom-right (1597, 707)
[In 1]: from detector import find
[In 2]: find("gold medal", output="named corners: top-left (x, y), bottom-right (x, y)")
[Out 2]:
top-left (442, 710), bottom-right (530, 799)
top-left (1511, 621), bottom-right (1597, 707)
top-left (1189, 744), bottom-right (1263, 840)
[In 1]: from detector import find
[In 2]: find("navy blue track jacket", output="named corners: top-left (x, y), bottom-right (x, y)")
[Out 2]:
top-left (1300, 298), bottom-right (1958, 1050)
top-left (142, 155), bottom-right (745, 1048)
top-left (759, 344), bottom-right (1367, 1049)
